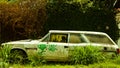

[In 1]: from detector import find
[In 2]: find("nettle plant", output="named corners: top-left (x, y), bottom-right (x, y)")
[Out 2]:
top-left (70, 46), bottom-right (107, 65)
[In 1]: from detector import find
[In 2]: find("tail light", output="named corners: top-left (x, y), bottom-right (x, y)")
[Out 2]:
top-left (116, 48), bottom-right (120, 54)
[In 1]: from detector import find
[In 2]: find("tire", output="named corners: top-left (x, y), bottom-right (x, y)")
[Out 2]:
top-left (9, 50), bottom-right (27, 64)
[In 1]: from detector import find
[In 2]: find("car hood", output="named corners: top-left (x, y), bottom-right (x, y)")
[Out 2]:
top-left (1, 39), bottom-right (41, 45)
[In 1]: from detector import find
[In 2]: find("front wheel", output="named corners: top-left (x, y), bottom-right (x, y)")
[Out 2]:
top-left (9, 50), bottom-right (27, 64)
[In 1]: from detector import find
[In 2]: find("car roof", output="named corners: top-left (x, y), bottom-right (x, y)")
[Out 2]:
top-left (49, 30), bottom-right (107, 35)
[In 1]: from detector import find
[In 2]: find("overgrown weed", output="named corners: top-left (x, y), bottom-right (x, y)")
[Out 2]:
top-left (70, 46), bottom-right (108, 65)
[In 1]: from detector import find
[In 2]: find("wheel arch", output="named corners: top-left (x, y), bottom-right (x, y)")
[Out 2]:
top-left (10, 48), bottom-right (28, 57)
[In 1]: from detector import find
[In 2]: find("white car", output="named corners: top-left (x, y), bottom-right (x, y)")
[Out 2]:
top-left (1, 30), bottom-right (120, 62)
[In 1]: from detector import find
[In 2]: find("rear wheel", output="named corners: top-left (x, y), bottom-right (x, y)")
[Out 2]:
top-left (9, 50), bottom-right (27, 64)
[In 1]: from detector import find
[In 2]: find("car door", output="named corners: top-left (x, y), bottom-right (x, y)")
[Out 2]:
top-left (68, 33), bottom-right (89, 56)
top-left (37, 33), bottom-right (69, 61)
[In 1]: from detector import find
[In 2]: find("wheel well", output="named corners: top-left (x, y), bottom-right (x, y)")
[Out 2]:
top-left (10, 49), bottom-right (28, 57)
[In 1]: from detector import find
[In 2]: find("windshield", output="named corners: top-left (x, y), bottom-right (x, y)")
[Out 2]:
top-left (84, 34), bottom-right (114, 45)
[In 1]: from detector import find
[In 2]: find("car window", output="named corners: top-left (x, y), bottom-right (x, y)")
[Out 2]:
top-left (42, 34), bottom-right (49, 42)
top-left (50, 33), bottom-right (68, 43)
top-left (84, 34), bottom-right (114, 45)
top-left (69, 33), bottom-right (86, 43)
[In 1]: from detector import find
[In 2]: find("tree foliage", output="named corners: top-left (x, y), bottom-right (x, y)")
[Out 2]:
top-left (0, 0), bottom-right (46, 43)
top-left (44, 0), bottom-right (119, 41)
top-left (0, 0), bottom-right (119, 44)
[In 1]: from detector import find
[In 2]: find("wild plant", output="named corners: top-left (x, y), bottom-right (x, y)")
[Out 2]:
top-left (0, 45), bottom-right (11, 68)
top-left (71, 45), bottom-right (107, 65)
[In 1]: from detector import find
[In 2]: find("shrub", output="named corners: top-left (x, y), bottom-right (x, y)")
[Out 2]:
top-left (70, 46), bottom-right (106, 65)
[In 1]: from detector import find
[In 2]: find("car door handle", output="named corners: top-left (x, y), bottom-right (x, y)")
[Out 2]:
top-left (64, 46), bottom-right (68, 48)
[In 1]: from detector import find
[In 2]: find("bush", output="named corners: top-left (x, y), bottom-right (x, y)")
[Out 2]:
top-left (70, 46), bottom-right (106, 65)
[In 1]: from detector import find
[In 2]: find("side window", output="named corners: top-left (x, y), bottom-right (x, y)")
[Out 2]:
top-left (50, 33), bottom-right (68, 43)
top-left (69, 33), bottom-right (85, 43)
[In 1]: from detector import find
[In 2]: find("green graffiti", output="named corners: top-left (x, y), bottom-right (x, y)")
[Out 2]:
top-left (48, 45), bottom-right (57, 52)
top-left (38, 44), bottom-right (57, 52)
top-left (38, 44), bottom-right (47, 51)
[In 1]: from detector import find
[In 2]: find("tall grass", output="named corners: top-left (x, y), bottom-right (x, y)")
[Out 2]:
top-left (0, 45), bottom-right (11, 68)
top-left (0, 45), bottom-right (11, 61)
top-left (27, 52), bottom-right (46, 66)
top-left (110, 56), bottom-right (120, 65)
top-left (70, 46), bottom-right (107, 65)
top-left (1, 45), bottom-right (119, 68)
top-left (88, 62), bottom-right (120, 68)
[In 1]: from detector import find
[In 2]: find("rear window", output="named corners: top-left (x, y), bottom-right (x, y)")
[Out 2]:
top-left (84, 34), bottom-right (114, 45)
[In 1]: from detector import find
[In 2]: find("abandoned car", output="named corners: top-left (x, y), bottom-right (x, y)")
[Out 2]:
top-left (1, 30), bottom-right (120, 62)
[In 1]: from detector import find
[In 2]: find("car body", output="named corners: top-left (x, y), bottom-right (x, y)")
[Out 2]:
top-left (1, 30), bottom-right (120, 61)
